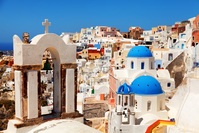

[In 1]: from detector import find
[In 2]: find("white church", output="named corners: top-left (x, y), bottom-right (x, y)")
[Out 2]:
top-left (108, 46), bottom-right (176, 133)
top-left (111, 45), bottom-right (175, 94)
top-left (108, 75), bottom-right (168, 133)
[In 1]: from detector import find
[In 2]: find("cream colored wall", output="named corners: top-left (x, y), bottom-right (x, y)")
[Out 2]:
top-left (152, 26), bottom-right (167, 34)
top-left (73, 33), bottom-right (80, 42)
top-left (80, 49), bottom-right (88, 58)
top-left (126, 57), bottom-right (155, 71)
top-left (14, 34), bottom-right (76, 65)
top-left (135, 94), bottom-right (166, 118)
top-left (153, 51), bottom-right (163, 59)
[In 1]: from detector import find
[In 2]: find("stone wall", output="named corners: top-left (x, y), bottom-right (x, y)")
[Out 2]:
top-left (83, 102), bottom-right (109, 119)
top-left (0, 100), bottom-right (15, 131)
top-left (166, 52), bottom-right (186, 88)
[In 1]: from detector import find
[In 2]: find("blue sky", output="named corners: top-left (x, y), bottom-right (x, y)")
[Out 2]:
top-left (0, 0), bottom-right (199, 49)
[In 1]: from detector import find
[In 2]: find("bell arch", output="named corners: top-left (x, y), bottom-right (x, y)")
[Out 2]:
top-left (13, 33), bottom-right (79, 121)
top-left (40, 47), bottom-right (61, 116)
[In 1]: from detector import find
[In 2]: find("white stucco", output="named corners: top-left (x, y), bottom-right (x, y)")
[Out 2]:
top-left (167, 68), bottom-right (199, 132)
top-left (157, 69), bottom-right (175, 92)
top-left (66, 69), bottom-right (75, 113)
top-left (112, 49), bottom-right (175, 93)
top-left (9, 31), bottom-right (78, 133)
top-left (13, 33), bottom-right (76, 65)
top-left (28, 119), bottom-right (101, 133)
top-left (27, 71), bottom-right (38, 119)
top-left (14, 70), bottom-right (23, 119)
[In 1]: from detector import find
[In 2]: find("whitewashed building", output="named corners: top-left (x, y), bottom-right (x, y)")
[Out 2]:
top-left (108, 75), bottom-right (168, 133)
top-left (111, 46), bottom-right (175, 93)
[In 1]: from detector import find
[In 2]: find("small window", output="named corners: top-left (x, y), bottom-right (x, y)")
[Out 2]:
top-left (124, 96), bottom-right (128, 106)
top-left (121, 59), bottom-right (124, 64)
top-left (167, 82), bottom-right (171, 87)
top-left (147, 101), bottom-right (151, 111)
top-left (131, 95), bottom-right (134, 106)
top-left (119, 52), bottom-right (121, 56)
top-left (168, 53), bottom-right (173, 61)
top-left (141, 62), bottom-right (145, 69)
top-left (157, 64), bottom-right (161, 69)
top-left (192, 42), bottom-right (195, 47)
top-left (118, 95), bottom-right (121, 105)
top-left (151, 62), bottom-right (154, 69)
top-left (131, 62), bottom-right (134, 69)
top-left (135, 100), bottom-right (137, 109)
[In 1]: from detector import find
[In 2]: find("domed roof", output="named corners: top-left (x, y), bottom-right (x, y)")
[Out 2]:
top-left (117, 83), bottom-right (133, 94)
top-left (130, 75), bottom-right (163, 95)
top-left (127, 46), bottom-right (152, 58)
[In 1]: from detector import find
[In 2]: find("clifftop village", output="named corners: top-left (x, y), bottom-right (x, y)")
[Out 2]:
top-left (0, 14), bottom-right (199, 133)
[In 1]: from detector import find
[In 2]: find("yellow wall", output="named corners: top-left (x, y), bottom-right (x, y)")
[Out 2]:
top-left (88, 53), bottom-right (101, 60)
top-left (73, 33), bottom-right (80, 42)
top-left (80, 49), bottom-right (88, 58)
top-left (152, 26), bottom-right (167, 34)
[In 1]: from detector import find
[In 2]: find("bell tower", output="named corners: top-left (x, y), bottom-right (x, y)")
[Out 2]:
top-left (7, 19), bottom-right (82, 132)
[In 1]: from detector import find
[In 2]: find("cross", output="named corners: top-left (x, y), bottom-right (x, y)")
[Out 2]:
top-left (42, 19), bottom-right (51, 34)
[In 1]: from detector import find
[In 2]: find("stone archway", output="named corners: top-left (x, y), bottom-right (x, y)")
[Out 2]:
top-left (13, 33), bottom-right (80, 122)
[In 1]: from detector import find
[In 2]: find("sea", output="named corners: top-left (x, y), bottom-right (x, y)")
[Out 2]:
top-left (0, 42), bottom-right (13, 51)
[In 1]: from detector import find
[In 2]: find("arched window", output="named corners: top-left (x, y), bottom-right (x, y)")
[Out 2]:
top-left (119, 52), bottom-right (121, 56)
top-left (147, 101), bottom-right (151, 111)
top-left (118, 95), bottom-right (121, 105)
top-left (168, 53), bottom-right (173, 61)
top-left (192, 42), bottom-right (195, 47)
top-left (131, 95), bottom-right (134, 106)
top-left (124, 96), bottom-right (128, 106)
top-left (131, 61), bottom-right (134, 69)
top-left (181, 44), bottom-right (184, 49)
top-left (122, 108), bottom-right (129, 124)
top-left (141, 62), bottom-right (145, 69)
top-left (167, 82), bottom-right (171, 87)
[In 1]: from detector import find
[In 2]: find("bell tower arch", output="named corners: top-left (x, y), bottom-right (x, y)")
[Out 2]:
top-left (13, 32), bottom-right (80, 122)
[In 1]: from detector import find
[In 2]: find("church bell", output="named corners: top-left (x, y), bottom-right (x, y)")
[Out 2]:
top-left (42, 58), bottom-right (52, 74)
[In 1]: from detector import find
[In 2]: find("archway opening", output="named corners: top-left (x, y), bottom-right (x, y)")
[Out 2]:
top-left (40, 48), bottom-right (61, 119)
top-left (122, 108), bottom-right (130, 124)
top-left (40, 50), bottom-right (54, 116)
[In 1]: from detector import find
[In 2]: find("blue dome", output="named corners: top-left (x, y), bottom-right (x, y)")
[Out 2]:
top-left (130, 75), bottom-right (163, 95)
top-left (127, 46), bottom-right (152, 58)
top-left (117, 83), bottom-right (133, 94)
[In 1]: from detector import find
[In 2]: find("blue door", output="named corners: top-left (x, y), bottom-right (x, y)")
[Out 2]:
top-left (181, 44), bottom-right (184, 49)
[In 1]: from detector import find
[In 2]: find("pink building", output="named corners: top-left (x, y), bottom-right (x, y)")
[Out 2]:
top-left (95, 26), bottom-right (119, 38)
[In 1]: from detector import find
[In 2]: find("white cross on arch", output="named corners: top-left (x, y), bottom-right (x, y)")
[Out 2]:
top-left (42, 19), bottom-right (51, 34)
